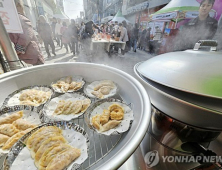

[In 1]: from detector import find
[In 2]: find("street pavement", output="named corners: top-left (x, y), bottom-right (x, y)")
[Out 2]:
top-left (43, 42), bottom-right (155, 79)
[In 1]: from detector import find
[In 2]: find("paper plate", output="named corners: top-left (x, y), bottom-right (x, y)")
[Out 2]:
top-left (85, 98), bottom-right (134, 135)
top-left (51, 76), bottom-right (85, 93)
top-left (41, 93), bottom-right (91, 122)
top-left (84, 80), bottom-right (118, 99)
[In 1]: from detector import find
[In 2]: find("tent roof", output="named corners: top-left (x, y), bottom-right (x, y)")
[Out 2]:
top-left (111, 10), bottom-right (131, 23)
top-left (154, 0), bottom-right (200, 14)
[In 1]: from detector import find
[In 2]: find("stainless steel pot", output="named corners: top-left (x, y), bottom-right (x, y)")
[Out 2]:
top-left (0, 62), bottom-right (151, 170)
top-left (134, 40), bottom-right (222, 130)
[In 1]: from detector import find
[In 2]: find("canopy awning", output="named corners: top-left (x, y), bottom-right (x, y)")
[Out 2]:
top-left (111, 10), bottom-right (131, 24)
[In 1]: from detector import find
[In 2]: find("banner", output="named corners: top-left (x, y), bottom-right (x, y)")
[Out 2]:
top-left (0, 0), bottom-right (23, 33)
top-left (152, 12), bottom-right (177, 20)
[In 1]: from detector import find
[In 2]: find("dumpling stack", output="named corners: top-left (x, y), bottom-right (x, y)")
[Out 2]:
top-left (54, 98), bottom-right (91, 115)
top-left (25, 126), bottom-right (81, 170)
top-left (52, 76), bottom-right (83, 92)
top-left (91, 80), bottom-right (115, 99)
top-left (91, 103), bottom-right (124, 132)
top-left (0, 111), bottom-right (36, 150)
top-left (19, 89), bottom-right (52, 106)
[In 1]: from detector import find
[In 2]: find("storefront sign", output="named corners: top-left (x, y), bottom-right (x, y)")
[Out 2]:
top-left (152, 12), bottom-right (177, 20)
top-left (0, 0), bottom-right (23, 33)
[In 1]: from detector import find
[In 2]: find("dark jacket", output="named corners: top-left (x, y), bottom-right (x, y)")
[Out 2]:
top-left (176, 15), bottom-right (218, 50)
top-left (38, 23), bottom-right (53, 41)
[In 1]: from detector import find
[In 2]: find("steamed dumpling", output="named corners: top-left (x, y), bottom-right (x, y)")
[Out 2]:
top-left (0, 111), bottom-right (23, 125)
top-left (0, 124), bottom-right (19, 137)
top-left (12, 119), bottom-right (36, 130)
top-left (45, 146), bottom-right (81, 170)
top-left (101, 120), bottom-right (121, 132)
top-left (0, 134), bottom-right (10, 147)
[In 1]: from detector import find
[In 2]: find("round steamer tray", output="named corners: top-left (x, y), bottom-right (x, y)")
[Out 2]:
top-left (41, 92), bottom-right (91, 122)
top-left (2, 85), bottom-right (54, 112)
top-left (51, 76), bottom-right (85, 93)
top-left (0, 105), bottom-right (42, 162)
top-left (83, 80), bottom-right (118, 100)
top-left (3, 122), bottom-right (89, 170)
top-left (85, 98), bottom-right (134, 135)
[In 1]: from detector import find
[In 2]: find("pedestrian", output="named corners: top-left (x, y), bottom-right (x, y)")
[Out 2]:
top-left (175, 0), bottom-right (218, 50)
top-left (131, 23), bottom-right (139, 52)
top-left (51, 17), bottom-right (57, 40)
top-left (38, 15), bottom-right (56, 57)
top-left (145, 27), bottom-right (151, 52)
top-left (68, 19), bottom-right (79, 55)
top-left (55, 18), bottom-right (63, 47)
top-left (139, 28), bottom-right (147, 51)
top-left (9, 0), bottom-right (44, 65)
top-left (60, 21), bottom-right (71, 53)
top-left (119, 23), bottom-right (129, 55)
top-left (79, 22), bottom-right (85, 50)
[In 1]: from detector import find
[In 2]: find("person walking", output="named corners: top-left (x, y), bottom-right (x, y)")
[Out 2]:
top-left (61, 22), bottom-right (71, 53)
top-left (68, 19), bottom-right (79, 55)
top-left (55, 18), bottom-right (63, 47)
top-left (51, 17), bottom-right (57, 40)
top-left (9, 0), bottom-right (44, 65)
top-left (38, 15), bottom-right (56, 57)
top-left (119, 23), bottom-right (129, 55)
top-left (131, 23), bottom-right (139, 52)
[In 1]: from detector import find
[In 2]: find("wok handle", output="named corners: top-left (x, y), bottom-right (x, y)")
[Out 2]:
top-left (193, 40), bottom-right (218, 51)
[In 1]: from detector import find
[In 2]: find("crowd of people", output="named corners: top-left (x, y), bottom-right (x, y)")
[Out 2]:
top-left (7, 0), bottom-right (222, 67)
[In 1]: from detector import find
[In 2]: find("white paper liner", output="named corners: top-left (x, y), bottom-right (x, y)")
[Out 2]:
top-left (10, 129), bottom-right (88, 170)
top-left (84, 80), bottom-right (117, 99)
top-left (0, 110), bottom-right (41, 154)
top-left (43, 93), bottom-right (91, 121)
top-left (90, 102), bottom-right (134, 135)
top-left (51, 76), bottom-right (85, 93)
top-left (6, 86), bottom-right (53, 107)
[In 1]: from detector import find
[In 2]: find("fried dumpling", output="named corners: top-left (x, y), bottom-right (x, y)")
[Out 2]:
top-left (64, 76), bottom-right (72, 84)
top-left (91, 91), bottom-right (104, 99)
top-left (94, 80), bottom-right (115, 91)
top-left (2, 128), bottom-right (32, 150)
top-left (0, 134), bottom-right (10, 147)
top-left (0, 124), bottom-right (19, 137)
top-left (100, 110), bottom-right (110, 125)
top-left (99, 86), bottom-right (113, 95)
top-left (45, 147), bottom-right (81, 170)
top-left (81, 99), bottom-right (91, 112)
top-left (39, 144), bottom-right (71, 169)
top-left (101, 120), bottom-right (121, 132)
top-left (109, 104), bottom-right (124, 120)
top-left (91, 115), bottom-right (101, 130)
top-left (0, 111), bottom-right (23, 125)
top-left (26, 126), bottom-right (62, 149)
top-left (12, 119), bottom-right (36, 130)
top-left (34, 136), bottom-right (66, 167)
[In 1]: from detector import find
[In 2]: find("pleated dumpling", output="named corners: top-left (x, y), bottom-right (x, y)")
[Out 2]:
top-left (34, 136), bottom-right (67, 168)
top-left (39, 143), bottom-right (70, 169)
top-left (2, 128), bottom-right (32, 150)
top-left (45, 146), bottom-right (81, 170)
top-left (100, 110), bottom-right (110, 125)
top-left (0, 134), bottom-right (10, 147)
top-left (0, 111), bottom-right (23, 125)
top-left (12, 119), bottom-right (36, 130)
top-left (80, 98), bottom-right (91, 112)
top-left (26, 126), bottom-right (62, 149)
top-left (101, 120), bottom-right (121, 132)
top-left (0, 124), bottom-right (19, 137)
